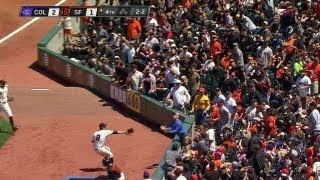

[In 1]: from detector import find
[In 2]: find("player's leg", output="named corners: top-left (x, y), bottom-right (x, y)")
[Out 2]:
top-left (65, 29), bottom-right (72, 43)
top-left (98, 146), bottom-right (114, 166)
top-left (3, 103), bottom-right (18, 132)
top-left (0, 104), bottom-right (2, 130)
top-left (98, 146), bottom-right (114, 158)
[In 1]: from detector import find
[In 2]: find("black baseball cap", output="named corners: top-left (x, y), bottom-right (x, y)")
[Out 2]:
top-left (99, 123), bottom-right (107, 129)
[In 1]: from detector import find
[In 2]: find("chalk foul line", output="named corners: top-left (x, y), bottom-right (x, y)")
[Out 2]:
top-left (0, 0), bottom-right (67, 44)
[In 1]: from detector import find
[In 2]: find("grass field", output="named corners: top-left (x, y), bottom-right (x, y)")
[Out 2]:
top-left (0, 117), bottom-right (12, 148)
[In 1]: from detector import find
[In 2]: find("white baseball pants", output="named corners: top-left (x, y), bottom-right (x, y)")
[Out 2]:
top-left (95, 146), bottom-right (113, 158)
top-left (0, 102), bottom-right (13, 117)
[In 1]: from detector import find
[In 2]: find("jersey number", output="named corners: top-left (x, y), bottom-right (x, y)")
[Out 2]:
top-left (96, 134), bottom-right (101, 140)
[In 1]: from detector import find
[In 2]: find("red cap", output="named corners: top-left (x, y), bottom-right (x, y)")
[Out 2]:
top-left (199, 88), bottom-right (205, 93)
top-left (280, 168), bottom-right (290, 175)
top-left (306, 147), bottom-right (314, 157)
top-left (250, 127), bottom-right (258, 134)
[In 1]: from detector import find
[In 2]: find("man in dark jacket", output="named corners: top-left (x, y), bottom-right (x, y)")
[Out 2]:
top-left (248, 86), bottom-right (262, 104)
top-left (195, 133), bottom-right (209, 155)
top-left (203, 161), bottom-right (220, 180)
top-left (250, 144), bottom-right (265, 177)
top-left (231, 161), bottom-right (244, 180)
top-left (221, 73), bottom-right (237, 93)
top-left (163, 143), bottom-right (180, 174)
top-left (269, 86), bottom-right (285, 109)
top-left (246, 127), bottom-right (261, 159)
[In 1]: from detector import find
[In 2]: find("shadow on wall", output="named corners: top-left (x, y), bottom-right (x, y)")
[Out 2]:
top-left (29, 61), bottom-right (73, 87)
top-left (145, 163), bottom-right (159, 170)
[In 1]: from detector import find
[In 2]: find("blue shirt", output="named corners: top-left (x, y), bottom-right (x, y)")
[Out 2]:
top-left (244, 17), bottom-right (257, 31)
top-left (168, 119), bottom-right (187, 138)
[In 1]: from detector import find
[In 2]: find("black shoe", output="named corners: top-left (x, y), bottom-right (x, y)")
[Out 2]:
top-left (13, 126), bottom-right (18, 132)
top-left (109, 157), bottom-right (114, 164)
top-left (102, 157), bottom-right (114, 166)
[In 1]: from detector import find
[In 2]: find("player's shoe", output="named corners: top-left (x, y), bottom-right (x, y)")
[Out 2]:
top-left (102, 157), bottom-right (114, 167)
top-left (109, 157), bottom-right (114, 164)
top-left (11, 126), bottom-right (18, 135)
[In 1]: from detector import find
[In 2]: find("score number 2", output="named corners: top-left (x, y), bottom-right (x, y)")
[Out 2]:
top-left (134, 8), bottom-right (147, 16)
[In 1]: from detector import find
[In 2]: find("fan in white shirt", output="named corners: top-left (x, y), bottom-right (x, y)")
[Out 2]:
top-left (166, 79), bottom-right (190, 113)
top-left (296, 71), bottom-right (311, 98)
top-left (147, 13), bottom-right (158, 30)
top-left (212, 88), bottom-right (226, 103)
top-left (206, 123), bottom-right (216, 152)
top-left (202, 59), bottom-right (216, 72)
top-left (313, 158), bottom-right (320, 180)
top-left (61, 17), bottom-right (72, 42)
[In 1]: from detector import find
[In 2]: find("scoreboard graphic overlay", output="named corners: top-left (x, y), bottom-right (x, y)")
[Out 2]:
top-left (20, 6), bottom-right (150, 17)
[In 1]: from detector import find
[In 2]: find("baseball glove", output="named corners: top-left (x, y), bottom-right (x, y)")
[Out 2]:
top-left (160, 125), bottom-right (167, 131)
top-left (7, 96), bottom-right (14, 101)
top-left (126, 128), bottom-right (134, 135)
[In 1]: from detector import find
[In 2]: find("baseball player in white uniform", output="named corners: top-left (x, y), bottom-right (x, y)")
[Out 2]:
top-left (0, 80), bottom-right (18, 134)
top-left (92, 122), bottom-right (132, 166)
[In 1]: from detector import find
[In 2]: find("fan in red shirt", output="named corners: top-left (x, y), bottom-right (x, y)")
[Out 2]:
top-left (313, 58), bottom-right (320, 79)
top-left (264, 108), bottom-right (277, 138)
top-left (221, 51), bottom-right (233, 71)
top-left (276, 65), bottom-right (287, 79)
top-left (127, 18), bottom-right (141, 40)
top-left (233, 86), bottom-right (242, 104)
top-left (306, 58), bottom-right (319, 95)
top-left (317, 0), bottom-right (320, 17)
top-left (235, 104), bottom-right (244, 122)
top-left (210, 102), bottom-right (220, 123)
top-left (210, 34), bottom-right (222, 61)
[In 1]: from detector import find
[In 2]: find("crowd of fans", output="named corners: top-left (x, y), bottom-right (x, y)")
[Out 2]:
top-left (60, 0), bottom-right (320, 179)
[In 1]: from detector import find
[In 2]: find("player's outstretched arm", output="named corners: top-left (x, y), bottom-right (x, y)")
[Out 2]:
top-left (112, 130), bottom-right (127, 134)
top-left (113, 128), bottom-right (134, 135)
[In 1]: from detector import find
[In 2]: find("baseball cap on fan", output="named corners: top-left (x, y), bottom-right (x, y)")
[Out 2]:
top-left (173, 79), bottom-right (181, 84)
top-left (199, 87), bottom-right (205, 93)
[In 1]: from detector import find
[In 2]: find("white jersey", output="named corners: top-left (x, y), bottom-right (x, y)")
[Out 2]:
top-left (63, 17), bottom-right (72, 29)
top-left (169, 86), bottom-right (190, 107)
top-left (296, 75), bottom-right (311, 98)
top-left (92, 129), bottom-right (114, 150)
top-left (0, 85), bottom-right (8, 102)
top-left (314, 161), bottom-right (320, 180)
